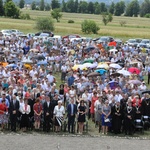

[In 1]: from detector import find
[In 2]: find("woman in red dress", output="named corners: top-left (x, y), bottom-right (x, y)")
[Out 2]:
top-left (33, 98), bottom-right (43, 130)
top-left (90, 92), bottom-right (98, 122)
top-left (0, 100), bottom-right (8, 130)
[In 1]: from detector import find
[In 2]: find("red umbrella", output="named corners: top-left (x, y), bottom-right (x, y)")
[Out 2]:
top-left (128, 67), bottom-right (141, 75)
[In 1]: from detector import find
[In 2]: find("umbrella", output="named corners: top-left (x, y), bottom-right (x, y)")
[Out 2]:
top-left (22, 59), bottom-right (33, 64)
top-left (117, 70), bottom-right (131, 76)
top-left (95, 69), bottom-right (107, 75)
top-left (6, 64), bottom-right (17, 68)
top-left (97, 63), bottom-right (109, 70)
top-left (30, 49), bottom-right (39, 53)
top-left (128, 67), bottom-right (141, 75)
top-left (72, 64), bottom-right (87, 71)
top-left (110, 72), bottom-right (120, 77)
top-left (87, 72), bottom-right (101, 77)
top-left (83, 63), bottom-right (97, 68)
top-left (141, 90), bottom-right (150, 95)
top-left (0, 52), bottom-right (4, 55)
top-left (37, 60), bottom-right (48, 65)
top-left (83, 59), bottom-right (94, 64)
top-left (84, 46), bottom-right (95, 52)
top-left (33, 55), bottom-right (45, 60)
top-left (108, 81), bottom-right (119, 89)
top-left (109, 49), bottom-right (118, 53)
top-left (109, 63), bottom-right (122, 69)
top-left (24, 64), bottom-right (32, 70)
top-left (128, 80), bottom-right (142, 85)
top-left (0, 62), bottom-right (8, 67)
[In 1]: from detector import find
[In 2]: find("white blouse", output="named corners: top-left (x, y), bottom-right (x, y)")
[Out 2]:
top-left (53, 105), bottom-right (65, 117)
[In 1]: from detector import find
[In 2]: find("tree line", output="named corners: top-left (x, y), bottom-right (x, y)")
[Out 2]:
top-left (32, 0), bottom-right (150, 18)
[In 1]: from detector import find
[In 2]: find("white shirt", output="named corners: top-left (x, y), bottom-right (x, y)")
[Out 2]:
top-left (53, 105), bottom-right (65, 117)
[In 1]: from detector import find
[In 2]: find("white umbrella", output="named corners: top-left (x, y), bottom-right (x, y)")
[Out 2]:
top-left (109, 63), bottom-right (122, 69)
top-left (22, 59), bottom-right (33, 64)
top-left (83, 63), bottom-right (97, 68)
top-left (109, 49), bottom-right (118, 53)
top-left (117, 69), bottom-right (131, 76)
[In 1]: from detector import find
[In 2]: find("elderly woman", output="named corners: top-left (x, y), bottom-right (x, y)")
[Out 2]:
top-left (53, 100), bottom-right (65, 132)
top-left (101, 100), bottom-right (111, 135)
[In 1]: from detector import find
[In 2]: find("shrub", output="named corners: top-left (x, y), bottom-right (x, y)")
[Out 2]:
top-left (81, 20), bottom-right (100, 34)
top-left (68, 20), bottom-right (74, 23)
top-left (20, 13), bottom-right (31, 20)
top-left (35, 17), bottom-right (54, 31)
top-left (145, 13), bottom-right (150, 18)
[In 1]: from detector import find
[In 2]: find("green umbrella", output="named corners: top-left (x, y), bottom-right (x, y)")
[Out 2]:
top-left (83, 59), bottom-right (94, 64)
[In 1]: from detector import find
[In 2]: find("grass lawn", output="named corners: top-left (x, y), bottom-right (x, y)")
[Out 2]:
top-left (0, 10), bottom-right (150, 40)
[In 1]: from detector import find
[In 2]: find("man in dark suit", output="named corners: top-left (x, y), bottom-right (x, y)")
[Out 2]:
top-left (9, 93), bottom-right (20, 132)
top-left (43, 95), bottom-right (53, 132)
top-left (67, 98), bottom-right (77, 133)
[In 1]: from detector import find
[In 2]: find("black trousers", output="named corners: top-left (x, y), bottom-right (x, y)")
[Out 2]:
top-left (68, 115), bottom-right (75, 133)
top-left (10, 114), bottom-right (17, 131)
top-left (43, 116), bottom-right (52, 132)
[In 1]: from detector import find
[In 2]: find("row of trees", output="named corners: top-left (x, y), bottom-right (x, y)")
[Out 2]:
top-left (30, 0), bottom-right (150, 17)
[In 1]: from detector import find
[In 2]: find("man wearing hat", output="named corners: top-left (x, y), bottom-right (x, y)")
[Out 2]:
top-left (9, 93), bottom-right (20, 132)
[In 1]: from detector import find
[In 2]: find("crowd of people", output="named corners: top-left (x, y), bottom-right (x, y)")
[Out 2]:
top-left (0, 34), bottom-right (150, 135)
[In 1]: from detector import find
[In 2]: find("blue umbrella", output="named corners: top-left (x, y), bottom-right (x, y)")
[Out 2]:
top-left (108, 81), bottom-right (119, 89)
top-left (6, 64), bottom-right (18, 68)
top-left (84, 46), bottom-right (95, 52)
top-left (37, 61), bottom-right (48, 66)
top-left (95, 69), bottom-right (107, 75)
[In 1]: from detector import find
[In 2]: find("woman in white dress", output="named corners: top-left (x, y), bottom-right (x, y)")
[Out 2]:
top-left (53, 100), bottom-right (65, 132)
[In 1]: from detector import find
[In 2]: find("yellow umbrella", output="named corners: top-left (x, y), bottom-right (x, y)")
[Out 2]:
top-left (72, 64), bottom-right (87, 71)
top-left (70, 49), bottom-right (75, 55)
top-left (1, 62), bottom-right (8, 67)
top-left (97, 63), bottom-right (109, 70)
top-left (24, 64), bottom-right (32, 70)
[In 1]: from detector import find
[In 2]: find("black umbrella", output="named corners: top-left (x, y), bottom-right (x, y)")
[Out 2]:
top-left (0, 52), bottom-right (4, 55)
top-left (84, 46), bottom-right (95, 52)
top-left (141, 90), bottom-right (150, 95)
top-left (87, 72), bottom-right (101, 77)
top-left (32, 55), bottom-right (45, 60)
top-left (110, 72), bottom-right (120, 77)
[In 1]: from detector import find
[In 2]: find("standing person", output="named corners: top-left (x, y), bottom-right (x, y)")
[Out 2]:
top-left (33, 98), bottom-right (43, 130)
top-left (0, 99), bottom-right (8, 130)
top-left (111, 100), bottom-right (123, 134)
top-left (101, 100), bottom-right (111, 135)
top-left (78, 100), bottom-right (87, 134)
top-left (94, 96), bottom-right (103, 130)
top-left (43, 95), bottom-right (53, 132)
top-left (19, 99), bottom-right (31, 132)
top-left (61, 63), bottom-right (67, 82)
top-left (90, 92), bottom-right (98, 122)
top-left (124, 100), bottom-right (135, 135)
top-left (53, 100), bottom-right (65, 132)
top-left (69, 85), bottom-right (76, 103)
top-left (9, 93), bottom-right (20, 132)
top-left (67, 98), bottom-right (77, 133)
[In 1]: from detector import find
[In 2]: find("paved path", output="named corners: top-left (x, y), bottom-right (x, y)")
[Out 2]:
top-left (0, 133), bottom-right (149, 150)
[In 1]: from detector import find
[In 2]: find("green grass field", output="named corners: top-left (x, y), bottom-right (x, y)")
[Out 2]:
top-left (0, 9), bottom-right (150, 40)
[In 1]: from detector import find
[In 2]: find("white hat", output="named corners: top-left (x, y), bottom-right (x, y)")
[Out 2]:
top-left (58, 100), bottom-right (62, 104)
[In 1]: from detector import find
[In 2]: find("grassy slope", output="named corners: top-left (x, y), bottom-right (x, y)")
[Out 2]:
top-left (0, 10), bottom-right (150, 40)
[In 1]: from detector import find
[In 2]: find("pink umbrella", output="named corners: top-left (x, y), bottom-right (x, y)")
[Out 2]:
top-left (128, 67), bottom-right (141, 75)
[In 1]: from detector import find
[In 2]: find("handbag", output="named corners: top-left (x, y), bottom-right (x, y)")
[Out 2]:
top-left (104, 118), bottom-right (110, 122)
